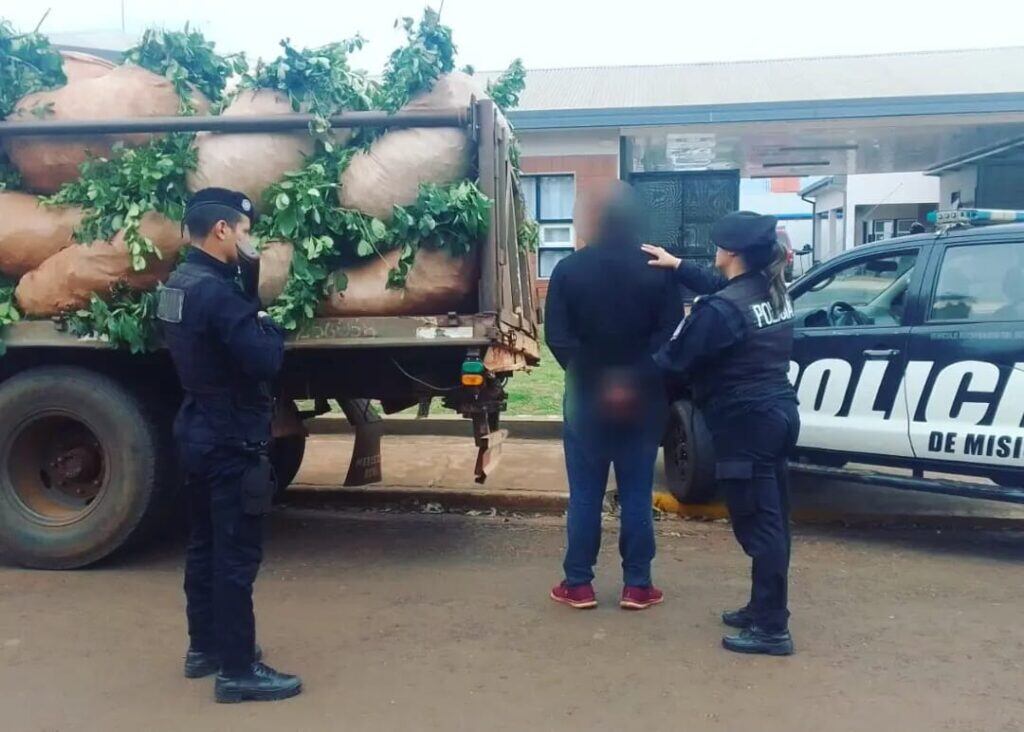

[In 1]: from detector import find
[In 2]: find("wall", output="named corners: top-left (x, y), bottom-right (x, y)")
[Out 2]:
top-left (518, 129), bottom-right (620, 158)
top-left (845, 173), bottom-right (939, 246)
top-left (520, 153), bottom-right (619, 301)
top-left (853, 203), bottom-right (931, 245)
top-left (937, 167), bottom-right (978, 210)
top-left (810, 185), bottom-right (846, 263)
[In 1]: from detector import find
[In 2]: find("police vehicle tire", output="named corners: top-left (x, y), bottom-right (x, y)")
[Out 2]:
top-left (270, 433), bottom-right (307, 499)
top-left (663, 400), bottom-right (717, 504)
top-left (0, 367), bottom-right (174, 569)
top-left (994, 472), bottom-right (1024, 489)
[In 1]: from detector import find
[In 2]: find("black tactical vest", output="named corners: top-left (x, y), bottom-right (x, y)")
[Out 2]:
top-left (694, 272), bottom-right (795, 415)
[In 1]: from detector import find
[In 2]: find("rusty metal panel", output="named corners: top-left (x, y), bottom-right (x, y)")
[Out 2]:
top-left (476, 100), bottom-right (499, 315)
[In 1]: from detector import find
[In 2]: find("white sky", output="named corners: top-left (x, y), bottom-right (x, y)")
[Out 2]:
top-left (5, 0), bottom-right (1024, 73)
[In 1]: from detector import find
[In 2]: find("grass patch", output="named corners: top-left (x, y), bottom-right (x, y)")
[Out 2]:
top-left (504, 327), bottom-right (563, 417)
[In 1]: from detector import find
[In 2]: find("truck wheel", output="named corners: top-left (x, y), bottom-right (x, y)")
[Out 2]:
top-left (270, 434), bottom-right (307, 499)
top-left (0, 367), bottom-right (174, 569)
top-left (663, 400), bottom-right (717, 504)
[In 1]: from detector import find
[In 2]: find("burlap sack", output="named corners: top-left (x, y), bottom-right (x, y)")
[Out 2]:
top-left (0, 192), bottom-right (83, 278)
top-left (4, 64), bottom-right (210, 194)
top-left (15, 212), bottom-right (187, 316)
top-left (60, 51), bottom-right (116, 84)
top-left (257, 240), bottom-right (294, 307)
top-left (338, 72), bottom-right (484, 221)
top-left (189, 90), bottom-right (350, 210)
top-left (319, 247), bottom-right (479, 317)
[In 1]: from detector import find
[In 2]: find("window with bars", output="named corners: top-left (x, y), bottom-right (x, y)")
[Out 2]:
top-left (522, 174), bottom-right (575, 278)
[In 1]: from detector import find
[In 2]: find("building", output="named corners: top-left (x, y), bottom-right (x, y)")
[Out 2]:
top-left (927, 136), bottom-right (1024, 211)
top-left (507, 46), bottom-right (1024, 294)
top-left (799, 173), bottom-right (939, 261)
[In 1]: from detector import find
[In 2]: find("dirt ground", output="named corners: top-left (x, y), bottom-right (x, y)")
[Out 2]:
top-left (2, 510), bottom-right (1023, 732)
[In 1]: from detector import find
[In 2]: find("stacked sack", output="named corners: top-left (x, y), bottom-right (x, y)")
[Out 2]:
top-left (1, 53), bottom-right (207, 316)
top-left (256, 71), bottom-right (490, 316)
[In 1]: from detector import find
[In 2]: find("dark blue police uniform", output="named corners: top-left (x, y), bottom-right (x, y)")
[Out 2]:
top-left (159, 246), bottom-right (284, 675)
top-left (655, 212), bottom-right (799, 651)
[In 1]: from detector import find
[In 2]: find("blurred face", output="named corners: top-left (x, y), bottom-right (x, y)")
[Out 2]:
top-left (574, 182), bottom-right (618, 246)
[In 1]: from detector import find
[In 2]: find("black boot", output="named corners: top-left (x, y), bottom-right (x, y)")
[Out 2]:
top-left (215, 662), bottom-right (302, 703)
top-left (184, 643), bottom-right (263, 679)
top-left (722, 626), bottom-right (794, 656)
top-left (721, 606), bottom-right (754, 629)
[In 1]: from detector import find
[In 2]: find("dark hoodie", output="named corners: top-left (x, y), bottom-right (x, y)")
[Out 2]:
top-left (544, 186), bottom-right (683, 375)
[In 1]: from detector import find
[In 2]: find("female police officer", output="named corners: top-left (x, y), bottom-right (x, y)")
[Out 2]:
top-left (643, 211), bottom-right (799, 656)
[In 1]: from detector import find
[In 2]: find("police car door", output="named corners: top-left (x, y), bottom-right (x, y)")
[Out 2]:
top-left (907, 235), bottom-right (1024, 477)
top-left (788, 245), bottom-right (925, 462)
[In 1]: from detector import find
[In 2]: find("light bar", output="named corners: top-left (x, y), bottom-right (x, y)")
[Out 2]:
top-left (927, 208), bottom-right (1024, 226)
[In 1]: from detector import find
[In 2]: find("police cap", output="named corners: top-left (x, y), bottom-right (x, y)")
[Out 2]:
top-left (711, 211), bottom-right (777, 252)
top-left (184, 187), bottom-right (256, 226)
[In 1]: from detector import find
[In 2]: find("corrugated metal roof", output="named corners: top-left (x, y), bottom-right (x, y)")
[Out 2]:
top-left (492, 47), bottom-right (1024, 111)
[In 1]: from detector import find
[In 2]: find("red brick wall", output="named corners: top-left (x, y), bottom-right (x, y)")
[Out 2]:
top-left (520, 154), bottom-right (619, 303)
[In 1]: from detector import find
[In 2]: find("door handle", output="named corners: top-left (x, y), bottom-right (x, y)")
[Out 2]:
top-left (863, 348), bottom-right (900, 358)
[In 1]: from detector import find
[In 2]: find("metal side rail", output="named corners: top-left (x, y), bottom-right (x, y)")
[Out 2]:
top-left (790, 463), bottom-right (1024, 504)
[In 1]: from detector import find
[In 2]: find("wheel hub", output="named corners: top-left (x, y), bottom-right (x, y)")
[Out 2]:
top-left (5, 414), bottom-right (107, 525)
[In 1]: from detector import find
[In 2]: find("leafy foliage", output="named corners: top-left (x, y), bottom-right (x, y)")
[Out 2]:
top-left (61, 285), bottom-right (158, 354)
top-left (0, 19), bottom-right (66, 119)
top-left (256, 149), bottom-right (490, 331)
top-left (518, 217), bottom-right (539, 254)
top-left (487, 58), bottom-right (526, 112)
top-left (123, 25), bottom-right (247, 111)
top-left (243, 37), bottom-right (373, 129)
top-left (0, 151), bottom-right (21, 190)
top-left (44, 134), bottom-right (196, 271)
top-left (0, 275), bottom-right (21, 356)
top-left (375, 8), bottom-right (456, 112)
top-left (386, 182), bottom-right (491, 288)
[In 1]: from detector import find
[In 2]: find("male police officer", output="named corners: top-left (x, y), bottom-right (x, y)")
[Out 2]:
top-left (159, 188), bottom-right (302, 702)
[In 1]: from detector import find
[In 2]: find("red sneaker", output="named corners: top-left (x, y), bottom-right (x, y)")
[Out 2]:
top-left (550, 581), bottom-right (598, 609)
top-left (620, 585), bottom-right (664, 610)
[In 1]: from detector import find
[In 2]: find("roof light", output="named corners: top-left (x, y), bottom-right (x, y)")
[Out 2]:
top-left (927, 208), bottom-right (1024, 226)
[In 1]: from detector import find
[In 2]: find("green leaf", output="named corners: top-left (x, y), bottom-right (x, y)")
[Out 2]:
top-left (370, 218), bottom-right (388, 240)
top-left (356, 239), bottom-right (374, 257)
top-left (275, 192), bottom-right (291, 210)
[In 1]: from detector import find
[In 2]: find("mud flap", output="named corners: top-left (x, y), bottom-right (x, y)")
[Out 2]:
top-left (474, 429), bottom-right (508, 484)
top-left (338, 398), bottom-right (384, 486)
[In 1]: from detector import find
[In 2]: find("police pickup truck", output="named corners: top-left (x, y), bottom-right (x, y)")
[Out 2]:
top-left (664, 209), bottom-right (1024, 504)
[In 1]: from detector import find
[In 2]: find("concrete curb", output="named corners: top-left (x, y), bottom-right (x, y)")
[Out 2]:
top-left (285, 485), bottom-right (1024, 530)
top-left (308, 414), bottom-right (563, 440)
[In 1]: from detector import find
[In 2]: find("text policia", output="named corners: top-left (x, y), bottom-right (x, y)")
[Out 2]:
top-left (789, 357), bottom-right (1024, 465)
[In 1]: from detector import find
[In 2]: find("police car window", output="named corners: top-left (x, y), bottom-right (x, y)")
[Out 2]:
top-left (930, 242), bottom-right (1024, 323)
top-left (793, 251), bottom-right (918, 327)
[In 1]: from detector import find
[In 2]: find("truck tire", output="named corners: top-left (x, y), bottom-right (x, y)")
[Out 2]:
top-left (0, 367), bottom-right (174, 569)
top-left (270, 434), bottom-right (307, 499)
top-left (663, 400), bottom-right (717, 504)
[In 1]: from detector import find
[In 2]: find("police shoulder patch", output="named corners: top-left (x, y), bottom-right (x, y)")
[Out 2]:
top-left (156, 287), bottom-right (185, 324)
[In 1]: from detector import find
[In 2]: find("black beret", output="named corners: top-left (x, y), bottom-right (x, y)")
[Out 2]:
top-left (184, 187), bottom-right (256, 225)
top-left (711, 211), bottom-right (777, 252)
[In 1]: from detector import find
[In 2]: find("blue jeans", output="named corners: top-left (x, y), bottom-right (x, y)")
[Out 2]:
top-left (562, 381), bottom-right (666, 588)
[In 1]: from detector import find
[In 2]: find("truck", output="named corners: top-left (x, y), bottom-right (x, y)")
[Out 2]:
top-left (0, 99), bottom-right (541, 569)
top-left (664, 209), bottom-right (1024, 505)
